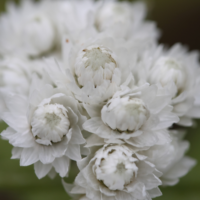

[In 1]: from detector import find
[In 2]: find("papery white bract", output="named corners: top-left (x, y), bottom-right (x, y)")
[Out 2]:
top-left (1, 76), bottom-right (86, 178)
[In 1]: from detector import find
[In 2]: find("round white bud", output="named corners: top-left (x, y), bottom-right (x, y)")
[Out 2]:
top-left (95, 2), bottom-right (132, 31)
top-left (94, 145), bottom-right (138, 190)
top-left (74, 45), bottom-right (117, 87)
top-left (31, 104), bottom-right (70, 146)
top-left (150, 57), bottom-right (186, 92)
top-left (101, 96), bottom-right (149, 132)
top-left (22, 13), bottom-right (55, 56)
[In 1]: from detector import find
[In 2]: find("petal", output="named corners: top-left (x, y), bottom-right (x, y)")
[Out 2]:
top-left (178, 116), bottom-right (193, 127)
top-left (44, 58), bottom-right (70, 88)
top-left (9, 130), bottom-right (35, 148)
top-left (83, 103), bottom-right (102, 118)
top-left (75, 172), bottom-right (88, 187)
top-left (126, 182), bottom-right (146, 199)
top-left (48, 168), bottom-right (57, 179)
top-left (126, 129), bottom-right (171, 148)
top-left (86, 189), bottom-right (104, 200)
top-left (138, 173), bottom-right (162, 190)
top-left (186, 106), bottom-right (200, 118)
top-left (77, 152), bottom-right (95, 171)
top-left (154, 106), bottom-right (179, 130)
top-left (65, 143), bottom-right (82, 161)
top-left (20, 147), bottom-right (39, 166)
top-left (147, 95), bottom-right (171, 114)
top-left (1, 127), bottom-right (15, 140)
top-left (62, 180), bottom-right (75, 198)
top-left (67, 107), bottom-right (79, 126)
top-left (162, 178), bottom-right (179, 186)
top-left (52, 156), bottom-right (70, 177)
top-left (1, 112), bottom-right (29, 132)
top-left (38, 138), bottom-right (68, 164)
top-left (70, 125), bottom-right (85, 144)
top-left (116, 192), bottom-right (133, 200)
top-left (173, 98), bottom-right (194, 116)
top-left (163, 157), bottom-right (196, 182)
top-left (85, 134), bottom-right (104, 147)
top-left (71, 185), bottom-right (86, 194)
top-left (147, 187), bottom-right (162, 198)
top-left (38, 145), bottom-right (56, 164)
top-left (34, 161), bottom-right (52, 179)
top-left (82, 162), bottom-right (101, 190)
top-left (4, 93), bottom-right (27, 116)
top-left (83, 117), bottom-right (141, 140)
top-left (11, 147), bottom-right (23, 159)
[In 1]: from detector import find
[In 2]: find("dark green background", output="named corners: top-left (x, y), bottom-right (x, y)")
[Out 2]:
top-left (0, 0), bottom-right (200, 199)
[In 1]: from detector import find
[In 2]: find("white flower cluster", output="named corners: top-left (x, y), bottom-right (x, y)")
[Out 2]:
top-left (0, 1), bottom-right (198, 200)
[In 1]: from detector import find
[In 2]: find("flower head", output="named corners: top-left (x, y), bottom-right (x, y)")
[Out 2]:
top-left (75, 45), bottom-right (117, 87)
top-left (102, 96), bottom-right (149, 132)
top-left (0, 1), bottom-right (56, 57)
top-left (143, 131), bottom-right (196, 186)
top-left (83, 84), bottom-right (178, 148)
top-left (64, 144), bottom-right (162, 200)
top-left (1, 75), bottom-right (86, 178)
top-left (149, 57), bottom-right (187, 93)
top-left (31, 104), bottom-right (70, 145)
top-left (94, 145), bottom-right (139, 190)
top-left (95, 1), bottom-right (136, 31)
top-left (136, 44), bottom-right (200, 126)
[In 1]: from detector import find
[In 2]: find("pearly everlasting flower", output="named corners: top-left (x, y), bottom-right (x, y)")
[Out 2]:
top-left (1, 76), bottom-right (86, 178)
top-left (101, 97), bottom-right (149, 133)
top-left (46, 26), bottom-right (157, 106)
top-left (142, 130), bottom-right (196, 186)
top-left (95, 1), bottom-right (159, 41)
top-left (46, 36), bottom-right (123, 104)
top-left (0, 0), bottom-right (56, 57)
top-left (136, 44), bottom-right (200, 126)
top-left (0, 0), bottom-right (198, 199)
top-left (95, 1), bottom-right (145, 31)
top-left (149, 57), bottom-right (187, 93)
top-left (74, 45), bottom-right (118, 87)
top-left (63, 144), bottom-right (162, 200)
top-left (83, 83), bottom-right (179, 148)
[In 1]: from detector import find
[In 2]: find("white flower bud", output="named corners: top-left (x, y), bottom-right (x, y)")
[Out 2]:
top-left (31, 104), bottom-right (70, 145)
top-left (150, 57), bottom-right (186, 92)
top-left (101, 96), bottom-right (149, 132)
top-left (74, 45), bottom-right (117, 87)
top-left (94, 145), bottom-right (138, 190)
top-left (22, 13), bottom-right (55, 56)
top-left (96, 2), bottom-right (132, 31)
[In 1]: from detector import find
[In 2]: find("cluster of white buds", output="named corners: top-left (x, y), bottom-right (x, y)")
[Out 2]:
top-left (0, 1), bottom-right (199, 200)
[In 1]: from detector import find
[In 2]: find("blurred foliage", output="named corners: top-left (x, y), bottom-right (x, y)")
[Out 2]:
top-left (0, 0), bottom-right (200, 200)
